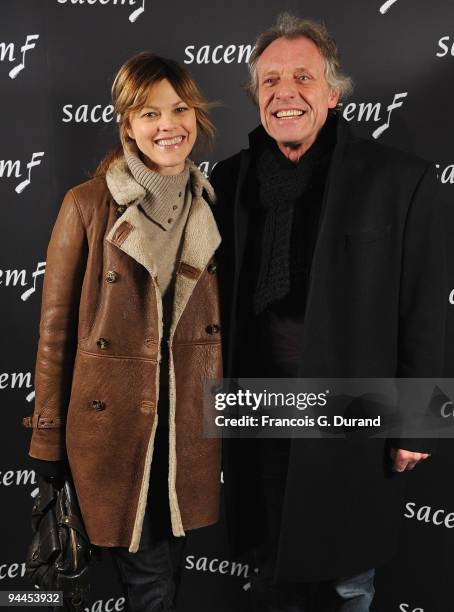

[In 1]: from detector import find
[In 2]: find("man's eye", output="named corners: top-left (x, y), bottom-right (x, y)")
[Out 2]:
top-left (297, 75), bottom-right (309, 81)
top-left (263, 78), bottom-right (275, 85)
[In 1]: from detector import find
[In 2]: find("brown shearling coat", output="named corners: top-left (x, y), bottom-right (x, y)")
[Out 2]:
top-left (23, 157), bottom-right (222, 552)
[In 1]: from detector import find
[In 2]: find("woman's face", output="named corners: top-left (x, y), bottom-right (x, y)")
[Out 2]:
top-left (126, 79), bottom-right (197, 175)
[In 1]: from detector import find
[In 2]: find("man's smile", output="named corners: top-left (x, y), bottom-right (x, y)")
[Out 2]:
top-left (272, 108), bottom-right (307, 119)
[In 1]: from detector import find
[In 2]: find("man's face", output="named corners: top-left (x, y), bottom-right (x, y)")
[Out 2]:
top-left (257, 36), bottom-right (339, 158)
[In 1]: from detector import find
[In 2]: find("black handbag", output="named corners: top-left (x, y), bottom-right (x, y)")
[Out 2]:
top-left (25, 476), bottom-right (92, 611)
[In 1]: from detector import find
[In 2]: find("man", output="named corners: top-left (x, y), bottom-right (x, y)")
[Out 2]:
top-left (211, 13), bottom-right (446, 612)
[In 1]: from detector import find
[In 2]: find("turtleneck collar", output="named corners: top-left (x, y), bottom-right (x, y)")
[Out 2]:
top-left (123, 138), bottom-right (190, 230)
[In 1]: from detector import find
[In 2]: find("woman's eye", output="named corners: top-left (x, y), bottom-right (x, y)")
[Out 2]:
top-left (143, 111), bottom-right (157, 118)
top-left (175, 106), bottom-right (189, 113)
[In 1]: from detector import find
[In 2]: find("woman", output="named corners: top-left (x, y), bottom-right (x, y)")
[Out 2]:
top-left (23, 52), bottom-right (222, 611)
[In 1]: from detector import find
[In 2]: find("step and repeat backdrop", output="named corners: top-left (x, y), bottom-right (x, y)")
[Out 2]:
top-left (1, 0), bottom-right (454, 610)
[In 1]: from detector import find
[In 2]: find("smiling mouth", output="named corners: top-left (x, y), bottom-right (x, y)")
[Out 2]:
top-left (154, 136), bottom-right (185, 147)
top-left (272, 109), bottom-right (306, 119)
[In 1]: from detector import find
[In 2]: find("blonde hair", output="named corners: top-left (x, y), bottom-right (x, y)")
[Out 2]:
top-left (95, 52), bottom-right (215, 175)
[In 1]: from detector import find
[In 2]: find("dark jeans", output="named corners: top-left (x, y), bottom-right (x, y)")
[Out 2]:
top-left (109, 415), bottom-right (186, 612)
top-left (109, 531), bottom-right (186, 612)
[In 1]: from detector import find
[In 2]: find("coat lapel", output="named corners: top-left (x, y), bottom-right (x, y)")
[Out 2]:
top-left (170, 166), bottom-right (221, 338)
top-left (105, 155), bottom-right (160, 278)
top-left (105, 204), bottom-right (159, 278)
top-left (225, 149), bottom-right (251, 376)
top-left (104, 156), bottom-right (221, 336)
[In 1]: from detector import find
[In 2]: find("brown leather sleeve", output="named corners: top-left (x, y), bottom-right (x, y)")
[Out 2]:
top-left (23, 189), bottom-right (88, 460)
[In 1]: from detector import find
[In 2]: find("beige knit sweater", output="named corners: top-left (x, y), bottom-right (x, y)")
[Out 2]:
top-left (123, 140), bottom-right (192, 334)
top-left (123, 140), bottom-right (191, 292)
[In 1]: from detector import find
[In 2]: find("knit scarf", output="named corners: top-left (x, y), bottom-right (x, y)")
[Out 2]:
top-left (251, 114), bottom-right (337, 314)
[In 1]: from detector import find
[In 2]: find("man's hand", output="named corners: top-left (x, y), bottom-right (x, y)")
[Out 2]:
top-left (390, 448), bottom-right (430, 472)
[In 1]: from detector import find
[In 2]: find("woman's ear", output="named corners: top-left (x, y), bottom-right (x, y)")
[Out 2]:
top-left (124, 117), bottom-right (134, 141)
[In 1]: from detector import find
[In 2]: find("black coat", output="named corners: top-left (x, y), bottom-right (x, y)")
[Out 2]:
top-left (210, 116), bottom-right (447, 582)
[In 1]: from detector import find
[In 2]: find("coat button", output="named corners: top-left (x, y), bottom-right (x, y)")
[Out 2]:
top-left (96, 338), bottom-right (109, 349)
top-left (207, 263), bottom-right (217, 274)
top-left (116, 205), bottom-right (127, 217)
top-left (206, 324), bottom-right (220, 334)
top-left (106, 270), bottom-right (117, 283)
top-left (91, 400), bottom-right (105, 411)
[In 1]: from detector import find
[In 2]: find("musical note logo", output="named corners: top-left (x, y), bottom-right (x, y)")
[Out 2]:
top-left (15, 152), bottom-right (45, 194)
top-left (243, 567), bottom-right (259, 592)
top-left (372, 92), bottom-right (407, 139)
top-left (129, 0), bottom-right (145, 23)
top-left (8, 34), bottom-right (39, 79)
top-left (379, 0), bottom-right (399, 14)
top-left (21, 262), bottom-right (46, 302)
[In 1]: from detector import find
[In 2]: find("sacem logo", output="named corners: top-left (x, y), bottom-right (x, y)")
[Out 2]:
top-left (185, 554), bottom-right (258, 592)
top-left (0, 470), bottom-right (36, 487)
top-left (62, 104), bottom-right (120, 123)
top-left (436, 163), bottom-right (454, 184)
top-left (57, 0), bottom-right (146, 23)
top-left (84, 597), bottom-right (126, 612)
top-left (0, 371), bottom-right (34, 403)
top-left (0, 153), bottom-right (45, 194)
top-left (185, 555), bottom-right (251, 579)
top-left (339, 93), bottom-right (407, 139)
top-left (0, 470), bottom-right (36, 502)
top-left (379, 0), bottom-right (399, 14)
top-left (436, 36), bottom-right (454, 58)
top-left (404, 501), bottom-right (454, 528)
top-left (0, 562), bottom-right (27, 580)
top-left (0, 35), bottom-right (39, 79)
top-left (184, 44), bottom-right (253, 65)
top-left (198, 160), bottom-right (218, 178)
top-left (0, 262), bottom-right (46, 302)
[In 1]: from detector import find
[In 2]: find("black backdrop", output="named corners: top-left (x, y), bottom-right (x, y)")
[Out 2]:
top-left (2, 1), bottom-right (454, 610)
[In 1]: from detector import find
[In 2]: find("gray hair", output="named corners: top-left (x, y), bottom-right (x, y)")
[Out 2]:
top-left (246, 13), bottom-right (353, 104)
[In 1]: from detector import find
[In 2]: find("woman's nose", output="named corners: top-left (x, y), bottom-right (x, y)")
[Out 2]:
top-left (156, 113), bottom-right (178, 131)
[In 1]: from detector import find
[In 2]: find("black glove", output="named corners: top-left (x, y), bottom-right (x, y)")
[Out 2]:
top-left (29, 457), bottom-right (67, 487)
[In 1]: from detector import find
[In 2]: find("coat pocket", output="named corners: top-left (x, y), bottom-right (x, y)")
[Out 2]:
top-left (66, 350), bottom-right (158, 466)
top-left (345, 225), bottom-right (391, 246)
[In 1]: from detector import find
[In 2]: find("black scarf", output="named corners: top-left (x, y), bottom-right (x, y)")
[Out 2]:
top-left (250, 113), bottom-right (337, 314)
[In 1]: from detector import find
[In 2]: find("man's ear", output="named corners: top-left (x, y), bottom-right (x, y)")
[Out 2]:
top-left (328, 88), bottom-right (340, 109)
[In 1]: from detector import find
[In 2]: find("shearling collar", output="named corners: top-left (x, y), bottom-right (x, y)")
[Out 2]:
top-left (105, 154), bottom-right (215, 207)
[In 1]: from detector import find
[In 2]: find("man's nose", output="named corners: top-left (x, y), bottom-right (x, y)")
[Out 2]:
top-left (275, 79), bottom-right (298, 100)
